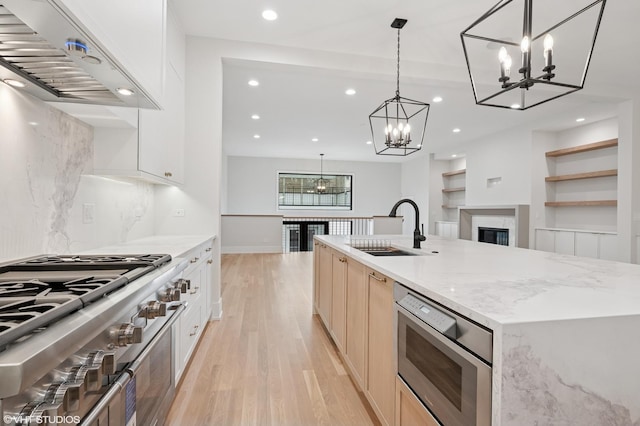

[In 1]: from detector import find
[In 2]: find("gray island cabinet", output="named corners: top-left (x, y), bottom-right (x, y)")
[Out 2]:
top-left (314, 234), bottom-right (640, 426)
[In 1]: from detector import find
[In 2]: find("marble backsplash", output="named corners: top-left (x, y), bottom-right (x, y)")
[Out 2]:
top-left (0, 84), bottom-right (155, 262)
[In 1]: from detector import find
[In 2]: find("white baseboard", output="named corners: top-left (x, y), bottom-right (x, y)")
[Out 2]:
top-left (209, 298), bottom-right (223, 320)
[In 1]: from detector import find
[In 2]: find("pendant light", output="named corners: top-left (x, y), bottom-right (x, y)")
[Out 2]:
top-left (369, 18), bottom-right (430, 156)
top-left (316, 154), bottom-right (328, 194)
top-left (460, 0), bottom-right (607, 110)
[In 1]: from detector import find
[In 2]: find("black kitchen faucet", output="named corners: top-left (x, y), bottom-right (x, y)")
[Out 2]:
top-left (388, 198), bottom-right (426, 249)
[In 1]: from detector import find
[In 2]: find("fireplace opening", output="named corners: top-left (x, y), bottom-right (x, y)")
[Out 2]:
top-left (478, 227), bottom-right (509, 246)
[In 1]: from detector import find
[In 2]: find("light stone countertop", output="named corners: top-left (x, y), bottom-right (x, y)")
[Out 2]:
top-left (316, 234), bottom-right (640, 330)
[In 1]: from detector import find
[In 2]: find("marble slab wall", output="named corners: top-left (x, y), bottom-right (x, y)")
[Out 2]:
top-left (0, 84), bottom-right (155, 262)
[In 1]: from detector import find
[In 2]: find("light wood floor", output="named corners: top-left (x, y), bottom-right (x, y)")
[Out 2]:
top-left (166, 253), bottom-right (378, 426)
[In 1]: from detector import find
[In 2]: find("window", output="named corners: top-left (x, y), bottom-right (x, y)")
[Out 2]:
top-left (278, 172), bottom-right (352, 210)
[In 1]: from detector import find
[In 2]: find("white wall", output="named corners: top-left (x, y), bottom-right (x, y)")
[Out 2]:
top-left (399, 155), bottom-right (430, 236)
top-left (225, 155), bottom-right (401, 217)
top-left (464, 128), bottom-right (533, 207)
top-left (618, 101), bottom-right (640, 263)
top-left (0, 84), bottom-right (155, 262)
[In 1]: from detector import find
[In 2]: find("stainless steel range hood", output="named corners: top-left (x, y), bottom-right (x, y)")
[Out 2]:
top-left (0, 2), bottom-right (158, 109)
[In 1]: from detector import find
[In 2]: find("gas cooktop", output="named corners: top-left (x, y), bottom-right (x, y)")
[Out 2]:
top-left (0, 254), bottom-right (172, 350)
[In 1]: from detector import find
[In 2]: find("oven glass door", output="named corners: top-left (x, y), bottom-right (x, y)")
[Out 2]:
top-left (397, 308), bottom-right (491, 426)
top-left (127, 326), bottom-right (173, 426)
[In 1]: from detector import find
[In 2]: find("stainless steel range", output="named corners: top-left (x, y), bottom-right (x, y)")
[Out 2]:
top-left (0, 253), bottom-right (189, 426)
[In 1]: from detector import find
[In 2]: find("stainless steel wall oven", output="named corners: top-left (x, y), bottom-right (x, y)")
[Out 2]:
top-left (395, 283), bottom-right (493, 426)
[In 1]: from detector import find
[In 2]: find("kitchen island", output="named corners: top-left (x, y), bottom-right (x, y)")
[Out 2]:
top-left (315, 234), bottom-right (640, 426)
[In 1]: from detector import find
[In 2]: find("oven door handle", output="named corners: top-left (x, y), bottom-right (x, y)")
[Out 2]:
top-left (79, 372), bottom-right (130, 425)
top-left (126, 303), bottom-right (186, 375)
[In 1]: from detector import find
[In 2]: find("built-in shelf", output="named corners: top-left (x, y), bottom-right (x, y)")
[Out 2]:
top-left (442, 169), bottom-right (466, 177)
top-left (442, 187), bottom-right (466, 193)
top-left (545, 200), bottom-right (617, 207)
top-left (545, 169), bottom-right (618, 182)
top-left (544, 138), bottom-right (618, 209)
top-left (545, 139), bottom-right (618, 157)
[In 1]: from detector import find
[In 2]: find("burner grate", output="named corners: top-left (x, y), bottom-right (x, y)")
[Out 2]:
top-left (0, 297), bottom-right (82, 350)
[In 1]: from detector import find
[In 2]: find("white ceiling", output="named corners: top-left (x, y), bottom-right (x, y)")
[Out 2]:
top-left (172, 0), bottom-right (639, 162)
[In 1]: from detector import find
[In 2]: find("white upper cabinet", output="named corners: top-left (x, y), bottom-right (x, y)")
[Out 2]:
top-left (50, 0), bottom-right (166, 106)
top-left (92, 4), bottom-right (185, 185)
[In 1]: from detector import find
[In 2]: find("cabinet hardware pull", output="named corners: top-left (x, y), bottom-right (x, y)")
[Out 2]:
top-left (339, 257), bottom-right (347, 263)
top-left (207, 260), bottom-right (213, 264)
top-left (189, 286), bottom-right (200, 295)
top-left (369, 273), bottom-right (387, 283)
top-left (164, 172), bottom-right (173, 177)
top-left (205, 247), bottom-right (212, 252)
top-left (190, 257), bottom-right (199, 263)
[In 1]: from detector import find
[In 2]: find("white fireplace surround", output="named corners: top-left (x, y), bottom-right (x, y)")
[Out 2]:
top-left (458, 205), bottom-right (530, 248)
top-left (472, 216), bottom-right (516, 246)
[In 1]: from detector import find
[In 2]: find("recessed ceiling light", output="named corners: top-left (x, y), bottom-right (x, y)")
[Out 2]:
top-left (345, 88), bottom-right (356, 96)
top-left (262, 9), bottom-right (278, 21)
top-left (311, 138), bottom-right (319, 142)
top-left (453, 128), bottom-right (461, 133)
top-left (432, 96), bottom-right (443, 103)
top-left (248, 80), bottom-right (259, 87)
top-left (452, 154), bottom-right (457, 158)
top-left (510, 103), bottom-right (521, 109)
top-left (253, 134), bottom-right (261, 139)
top-left (117, 88), bottom-right (134, 96)
top-left (576, 117), bottom-right (585, 122)
top-left (28, 121), bottom-right (38, 126)
top-left (366, 140), bottom-right (373, 145)
top-left (3, 79), bottom-right (25, 88)
top-left (251, 114), bottom-right (260, 120)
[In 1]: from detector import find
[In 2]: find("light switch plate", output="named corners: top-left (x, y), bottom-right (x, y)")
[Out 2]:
top-left (83, 203), bottom-right (95, 224)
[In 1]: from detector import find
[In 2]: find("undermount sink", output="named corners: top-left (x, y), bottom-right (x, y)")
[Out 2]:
top-left (354, 246), bottom-right (421, 257)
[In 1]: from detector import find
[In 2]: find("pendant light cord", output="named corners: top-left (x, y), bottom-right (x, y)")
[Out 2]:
top-left (396, 28), bottom-right (401, 97)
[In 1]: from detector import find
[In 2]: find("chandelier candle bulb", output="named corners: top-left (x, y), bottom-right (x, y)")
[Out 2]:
top-left (544, 34), bottom-right (554, 65)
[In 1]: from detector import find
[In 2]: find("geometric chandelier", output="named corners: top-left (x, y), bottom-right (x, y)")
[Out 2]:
top-left (460, 0), bottom-right (607, 110)
top-left (315, 153), bottom-right (329, 194)
top-left (369, 18), bottom-right (429, 156)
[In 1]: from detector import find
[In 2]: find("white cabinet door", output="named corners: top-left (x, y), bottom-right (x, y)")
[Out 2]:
top-left (555, 231), bottom-right (575, 255)
top-left (535, 230), bottom-right (555, 253)
top-left (599, 234), bottom-right (618, 261)
top-left (52, 0), bottom-right (166, 105)
top-left (138, 63), bottom-right (184, 183)
top-left (176, 301), bottom-right (202, 382)
top-left (575, 233), bottom-right (599, 259)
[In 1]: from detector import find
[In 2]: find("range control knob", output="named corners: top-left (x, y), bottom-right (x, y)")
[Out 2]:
top-left (101, 352), bottom-right (117, 375)
top-left (19, 401), bottom-right (61, 424)
top-left (44, 381), bottom-right (83, 413)
top-left (160, 287), bottom-right (180, 302)
top-left (110, 323), bottom-right (143, 347)
top-left (69, 364), bottom-right (103, 392)
top-left (141, 300), bottom-right (167, 319)
top-left (173, 278), bottom-right (190, 294)
top-left (87, 350), bottom-right (117, 375)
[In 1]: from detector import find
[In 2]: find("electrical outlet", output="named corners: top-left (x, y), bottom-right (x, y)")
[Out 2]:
top-left (174, 208), bottom-right (185, 217)
top-left (83, 203), bottom-right (95, 224)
